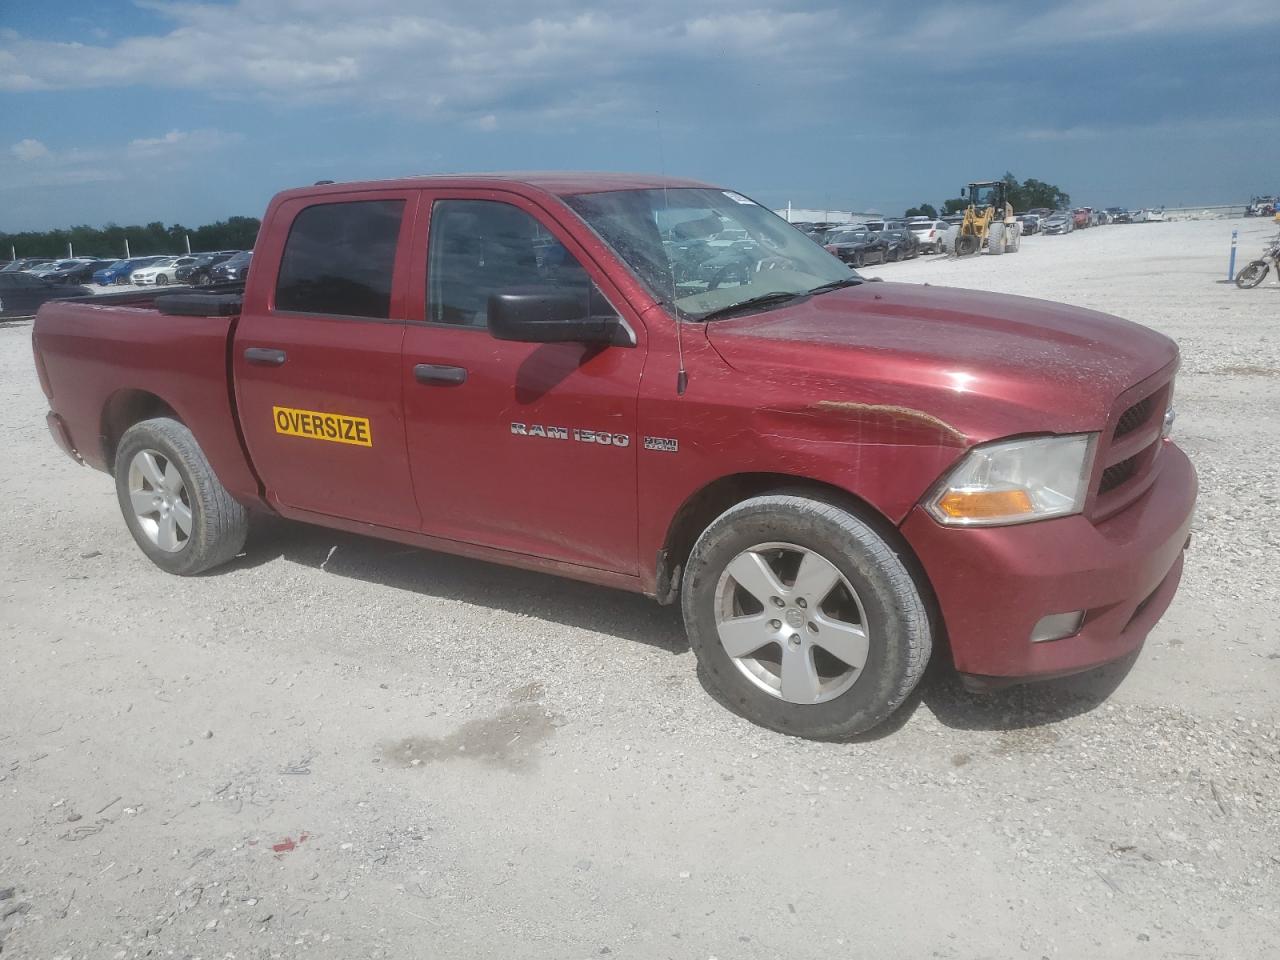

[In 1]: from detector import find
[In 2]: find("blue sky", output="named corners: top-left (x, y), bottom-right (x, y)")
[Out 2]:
top-left (2, 0), bottom-right (1278, 231)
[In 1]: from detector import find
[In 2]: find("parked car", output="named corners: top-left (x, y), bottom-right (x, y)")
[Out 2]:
top-left (1107, 208), bottom-right (1132, 224)
top-left (1133, 208), bottom-right (1166, 223)
top-left (208, 250), bottom-right (252, 283)
top-left (907, 220), bottom-right (948, 253)
top-left (45, 259), bottom-right (117, 285)
top-left (1041, 212), bottom-right (1073, 235)
top-left (1072, 209), bottom-right (1090, 229)
top-left (1, 258), bottom-right (53, 273)
top-left (881, 228), bottom-right (919, 261)
top-left (174, 253), bottom-right (234, 286)
top-left (93, 257), bottom-right (165, 286)
top-left (1018, 215), bottom-right (1041, 236)
top-left (28, 260), bottom-right (82, 278)
top-left (0, 271), bottom-right (92, 318)
top-left (825, 229), bottom-right (889, 267)
top-left (132, 257), bottom-right (197, 286)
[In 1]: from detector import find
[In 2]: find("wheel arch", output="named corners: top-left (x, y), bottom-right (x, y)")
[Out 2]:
top-left (654, 472), bottom-right (939, 622)
top-left (101, 389), bottom-right (182, 475)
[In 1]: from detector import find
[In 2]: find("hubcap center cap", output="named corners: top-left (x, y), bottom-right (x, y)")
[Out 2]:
top-left (785, 608), bottom-right (804, 629)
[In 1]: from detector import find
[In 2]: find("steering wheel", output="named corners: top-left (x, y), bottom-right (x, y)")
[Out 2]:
top-left (706, 255), bottom-right (789, 291)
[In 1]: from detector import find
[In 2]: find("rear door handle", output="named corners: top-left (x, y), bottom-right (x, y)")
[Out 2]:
top-left (414, 363), bottom-right (467, 386)
top-left (244, 347), bottom-right (287, 367)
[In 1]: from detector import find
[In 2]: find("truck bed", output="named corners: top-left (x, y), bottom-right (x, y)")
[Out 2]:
top-left (33, 289), bottom-right (264, 507)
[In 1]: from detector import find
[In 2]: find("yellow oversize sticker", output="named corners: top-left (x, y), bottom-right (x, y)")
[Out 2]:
top-left (272, 405), bottom-right (372, 447)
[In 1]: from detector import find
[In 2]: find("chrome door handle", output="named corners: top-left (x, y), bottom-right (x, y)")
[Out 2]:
top-left (244, 347), bottom-right (287, 366)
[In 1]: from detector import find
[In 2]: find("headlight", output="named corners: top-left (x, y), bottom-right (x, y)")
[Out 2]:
top-left (926, 434), bottom-right (1096, 526)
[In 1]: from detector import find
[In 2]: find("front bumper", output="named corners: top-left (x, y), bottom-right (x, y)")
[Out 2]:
top-left (901, 442), bottom-right (1196, 681)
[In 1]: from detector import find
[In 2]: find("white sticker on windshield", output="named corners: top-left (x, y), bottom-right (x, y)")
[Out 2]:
top-left (722, 191), bottom-right (755, 205)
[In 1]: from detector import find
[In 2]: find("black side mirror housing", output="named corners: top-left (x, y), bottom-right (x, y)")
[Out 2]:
top-left (487, 290), bottom-right (629, 346)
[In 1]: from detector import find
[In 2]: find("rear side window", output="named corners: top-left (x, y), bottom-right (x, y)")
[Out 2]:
top-left (276, 199), bottom-right (405, 319)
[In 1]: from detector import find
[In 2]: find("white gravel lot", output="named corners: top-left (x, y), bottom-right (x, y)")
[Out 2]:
top-left (1, 218), bottom-right (1278, 959)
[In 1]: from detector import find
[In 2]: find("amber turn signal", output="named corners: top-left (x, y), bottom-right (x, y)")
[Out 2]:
top-left (935, 488), bottom-right (1034, 520)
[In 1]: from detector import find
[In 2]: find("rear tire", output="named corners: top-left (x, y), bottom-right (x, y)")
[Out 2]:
top-left (681, 494), bottom-right (932, 740)
top-left (1235, 261), bottom-right (1269, 289)
top-left (1007, 224), bottom-right (1021, 253)
top-left (987, 222), bottom-right (1005, 255)
top-left (114, 418), bottom-right (249, 576)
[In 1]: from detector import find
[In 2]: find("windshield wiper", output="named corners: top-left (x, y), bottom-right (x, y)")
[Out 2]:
top-left (694, 290), bottom-right (808, 322)
top-left (806, 277), bottom-right (863, 296)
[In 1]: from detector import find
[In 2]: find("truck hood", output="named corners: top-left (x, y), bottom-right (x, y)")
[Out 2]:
top-left (704, 281), bottom-right (1177, 444)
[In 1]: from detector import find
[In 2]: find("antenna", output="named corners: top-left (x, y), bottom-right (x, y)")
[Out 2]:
top-left (656, 110), bottom-right (688, 395)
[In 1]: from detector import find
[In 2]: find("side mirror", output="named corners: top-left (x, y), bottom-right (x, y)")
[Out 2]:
top-left (487, 289), bottom-right (629, 346)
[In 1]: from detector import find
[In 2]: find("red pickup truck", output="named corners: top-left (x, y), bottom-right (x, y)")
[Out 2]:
top-left (32, 174), bottom-right (1196, 739)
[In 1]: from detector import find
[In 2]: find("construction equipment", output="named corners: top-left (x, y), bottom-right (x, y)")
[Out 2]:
top-left (954, 180), bottom-right (1021, 257)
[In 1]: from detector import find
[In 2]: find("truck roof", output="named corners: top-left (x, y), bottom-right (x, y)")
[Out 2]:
top-left (274, 172), bottom-right (713, 203)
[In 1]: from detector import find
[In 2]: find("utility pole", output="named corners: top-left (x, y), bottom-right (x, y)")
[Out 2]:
top-left (124, 237), bottom-right (131, 258)
top-left (184, 234), bottom-right (191, 255)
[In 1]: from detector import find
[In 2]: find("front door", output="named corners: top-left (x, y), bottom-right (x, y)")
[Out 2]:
top-left (400, 191), bottom-right (646, 574)
top-left (233, 190), bottom-right (422, 529)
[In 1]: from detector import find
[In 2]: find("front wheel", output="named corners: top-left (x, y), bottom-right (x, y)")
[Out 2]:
top-left (155, 274), bottom-right (169, 286)
top-left (681, 494), bottom-right (932, 739)
top-left (114, 418), bottom-right (249, 575)
top-left (1235, 261), bottom-right (1269, 289)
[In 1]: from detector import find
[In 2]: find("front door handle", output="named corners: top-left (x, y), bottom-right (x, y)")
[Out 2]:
top-left (244, 347), bottom-right (287, 367)
top-left (414, 363), bottom-right (467, 386)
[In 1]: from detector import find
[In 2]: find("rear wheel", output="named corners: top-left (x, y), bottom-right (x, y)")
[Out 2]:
top-left (1007, 224), bottom-right (1021, 253)
top-left (681, 494), bottom-right (932, 739)
top-left (114, 418), bottom-right (249, 576)
top-left (1235, 261), bottom-right (1269, 289)
top-left (853, 251), bottom-right (865, 268)
top-left (987, 222), bottom-right (1005, 255)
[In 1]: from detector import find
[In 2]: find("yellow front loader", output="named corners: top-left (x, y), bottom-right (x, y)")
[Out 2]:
top-left (955, 180), bottom-right (1021, 257)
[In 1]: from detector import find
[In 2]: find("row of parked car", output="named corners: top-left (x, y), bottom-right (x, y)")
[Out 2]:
top-left (1, 250), bottom-right (253, 288)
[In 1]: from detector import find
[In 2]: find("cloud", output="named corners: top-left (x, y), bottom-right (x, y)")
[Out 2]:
top-left (0, 0), bottom-right (855, 125)
top-left (0, 129), bottom-right (242, 191)
top-left (11, 138), bottom-right (50, 161)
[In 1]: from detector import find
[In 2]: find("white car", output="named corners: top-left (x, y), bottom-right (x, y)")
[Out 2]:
top-left (908, 220), bottom-right (949, 254)
top-left (131, 256), bottom-right (194, 285)
top-left (28, 259), bottom-right (86, 278)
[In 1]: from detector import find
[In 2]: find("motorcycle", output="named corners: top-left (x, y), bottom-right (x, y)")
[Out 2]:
top-left (1235, 234), bottom-right (1280, 289)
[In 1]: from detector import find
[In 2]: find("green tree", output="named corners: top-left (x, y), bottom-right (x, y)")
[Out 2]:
top-left (942, 197), bottom-right (968, 215)
top-left (904, 203), bottom-right (938, 219)
top-left (1, 215), bottom-right (262, 261)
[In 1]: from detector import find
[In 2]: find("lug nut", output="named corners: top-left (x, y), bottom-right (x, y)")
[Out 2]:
top-left (769, 619), bottom-right (782, 630)
top-left (796, 598), bottom-right (807, 609)
top-left (788, 635), bottom-right (801, 647)
top-left (771, 596), bottom-right (785, 607)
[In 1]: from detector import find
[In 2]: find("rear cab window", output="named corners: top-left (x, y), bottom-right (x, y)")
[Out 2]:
top-left (275, 199), bottom-right (406, 319)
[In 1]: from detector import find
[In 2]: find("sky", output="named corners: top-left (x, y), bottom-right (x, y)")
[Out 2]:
top-left (1, 0), bottom-right (1278, 232)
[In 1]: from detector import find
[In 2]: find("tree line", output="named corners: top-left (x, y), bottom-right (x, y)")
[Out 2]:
top-left (1, 216), bottom-right (261, 260)
top-left (904, 173), bottom-right (1072, 219)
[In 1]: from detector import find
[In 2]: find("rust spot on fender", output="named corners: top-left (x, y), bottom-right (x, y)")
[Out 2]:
top-left (802, 401), bottom-right (968, 446)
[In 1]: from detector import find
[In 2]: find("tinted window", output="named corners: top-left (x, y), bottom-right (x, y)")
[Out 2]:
top-left (426, 199), bottom-right (600, 327)
top-left (276, 199), bottom-right (404, 319)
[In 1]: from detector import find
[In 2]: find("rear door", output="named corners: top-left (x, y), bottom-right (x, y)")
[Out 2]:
top-left (232, 190), bottom-right (422, 529)
top-left (399, 190), bottom-right (646, 573)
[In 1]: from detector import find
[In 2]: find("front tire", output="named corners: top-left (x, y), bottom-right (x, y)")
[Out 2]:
top-left (681, 494), bottom-right (932, 739)
top-left (114, 418), bottom-right (249, 576)
top-left (1235, 261), bottom-right (1268, 289)
top-left (155, 274), bottom-right (169, 286)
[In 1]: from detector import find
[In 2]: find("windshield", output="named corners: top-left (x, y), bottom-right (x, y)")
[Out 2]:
top-left (564, 187), bottom-right (855, 319)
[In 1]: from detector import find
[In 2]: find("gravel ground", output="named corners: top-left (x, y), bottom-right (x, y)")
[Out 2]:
top-left (1, 218), bottom-right (1277, 959)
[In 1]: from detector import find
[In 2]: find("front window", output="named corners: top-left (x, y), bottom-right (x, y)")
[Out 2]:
top-left (564, 187), bottom-right (855, 319)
